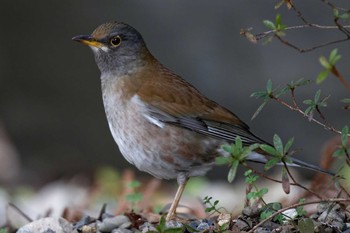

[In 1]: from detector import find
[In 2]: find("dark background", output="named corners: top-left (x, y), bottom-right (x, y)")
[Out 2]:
top-left (0, 1), bottom-right (349, 185)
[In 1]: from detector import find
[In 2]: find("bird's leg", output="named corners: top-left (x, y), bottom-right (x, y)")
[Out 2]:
top-left (166, 174), bottom-right (189, 221)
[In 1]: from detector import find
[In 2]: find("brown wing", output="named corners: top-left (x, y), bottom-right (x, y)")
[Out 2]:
top-left (136, 65), bottom-right (266, 145)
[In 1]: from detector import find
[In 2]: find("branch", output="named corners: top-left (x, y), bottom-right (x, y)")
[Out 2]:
top-left (247, 198), bottom-right (350, 233)
top-left (242, 163), bottom-right (323, 199)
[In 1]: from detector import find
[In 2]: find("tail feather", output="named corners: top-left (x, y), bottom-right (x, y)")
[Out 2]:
top-left (246, 152), bottom-right (334, 176)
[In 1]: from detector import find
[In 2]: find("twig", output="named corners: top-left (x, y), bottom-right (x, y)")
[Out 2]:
top-left (331, 67), bottom-right (350, 92)
top-left (272, 96), bottom-right (342, 135)
top-left (242, 163), bottom-right (323, 199)
top-left (7, 203), bottom-right (33, 223)
top-left (244, 0), bottom-right (350, 52)
top-left (247, 198), bottom-right (350, 233)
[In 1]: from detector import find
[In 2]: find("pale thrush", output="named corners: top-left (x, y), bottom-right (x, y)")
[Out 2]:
top-left (72, 21), bottom-right (332, 221)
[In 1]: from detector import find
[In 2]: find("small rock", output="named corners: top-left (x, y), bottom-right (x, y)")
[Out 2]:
top-left (81, 225), bottom-right (97, 233)
top-left (139, 222), bottom-right (157, 233)
top-left (111, 228), bottom-right (133, 233)
top-left (261, 221), bottom-right (280, 231)
top-left (317, 202), bottom-right (329, 213)
top-left (217, 213), bottom-right (231, 227)
top-left (234, 218), bottom-right (250, 231)
top-left (73, 215), bottom-right (94, 229)
top-left (253, 227), bottom-right (272, 233)
top-left (197, 221), bottom-right (210, 231)
top-left (165, 220), bottom-right (183, 228)
top-left (98, 215), bottom-right (131, 232)
top-left (119, 221), bottom-right (132, 229)
top-left (17, 217), bottom-right (73, 233)
top-left (281, 209), bottom-right (297, 222)
top-left (242, 205), bottom-right (260, 217)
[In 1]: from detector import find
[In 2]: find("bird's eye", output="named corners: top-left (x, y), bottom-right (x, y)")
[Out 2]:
top-left (110, 36), bottom-right (122, 47)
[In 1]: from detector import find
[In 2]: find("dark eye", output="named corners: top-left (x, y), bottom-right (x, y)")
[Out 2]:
top-left (110, 36), bottom-right (122, 47)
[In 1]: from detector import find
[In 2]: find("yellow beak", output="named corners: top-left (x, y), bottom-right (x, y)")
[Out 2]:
top-left (72, 35), bottom-right (104, 48)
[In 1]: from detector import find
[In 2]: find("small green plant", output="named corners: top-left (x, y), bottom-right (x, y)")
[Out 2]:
top-left (259, 134), bottom-right (294, 171)
top-left (263, 13), bottom-right (287, 42)
top-left (203, 196), bottom-right (221, 214)
top-left (250, 78), bottom-right (310, 120)
top-left (125, 180), bottom-right (143, 210)
top-left (216, 136), bottom-right (259, 183)
top-left (303, 90), bottom-right (329, 121)
top-left (317, 49), bottom-right (342, 84)
top-left (244, 169), bottom-right (268, 201)
top-left (297, 218), bottom-right (315, 233)
top-left (295, 198), bottom-right (308, 217)
top-left (0, 228), bottom-right (8, 233)
top-left (333, 125), bottom-right (350, 165)
top-left (259, 202), bottom-right (284, 223)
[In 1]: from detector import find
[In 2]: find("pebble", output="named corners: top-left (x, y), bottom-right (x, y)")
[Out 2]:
top-left (111, 228), bottom-right (133, 233)
top-left (235, 218), bottom-right (251, 231)
top-left (97, 215), bottom-right (131, 232)
top-left (139, 222), bottom-right (157, 233)
top-left (17, 217), bottom-right (73, 233)
top-left (217, 213), bottom-right (231, 226)
top-left (165, 220), bottom-right (183, 228)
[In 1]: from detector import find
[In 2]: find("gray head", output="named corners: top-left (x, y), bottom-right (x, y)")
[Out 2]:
top-left (73, 21), bottom-right (150, 75)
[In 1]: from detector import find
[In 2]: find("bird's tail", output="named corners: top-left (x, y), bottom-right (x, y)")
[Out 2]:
top-left (290, 157), bottom-right (335, 176)
top-left (246, 152), bottom-right (334, 176)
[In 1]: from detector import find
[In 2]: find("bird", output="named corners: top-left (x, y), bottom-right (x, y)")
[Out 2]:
top-left (72, 21), bottom-right (333, 221)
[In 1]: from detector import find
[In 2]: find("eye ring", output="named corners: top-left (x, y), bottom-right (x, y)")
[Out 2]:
top-left (110, 35), bottom-right (122, 47)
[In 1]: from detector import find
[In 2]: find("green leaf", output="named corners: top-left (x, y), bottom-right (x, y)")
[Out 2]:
top-left (251, 90), bottom-right (268, 98)
top-left (228, 160), bottom-right (239, 183)
top-left (332, 148), bottom-right (344, 157)
top-left (244, 169), bottom-right (252, 176)
top-left (260, 144), bottom-right (278, 156)
top-left (316, 70), bottom-right (329, 84)
top-left (266, 79), bottom-right (273, 93)
top-left (251, 100), bottom-right (268, 120)
top-left (319, 56), bottom-right (331, 69)
top-left (329, 48), bottom-right (341, 65)
top-left (314, 90), bottom-right (321, 103)
top-left (221, 144), bottom-right (231, 153)
top-left (271, 202), bottom-right (282, 210)
top-left (341, 98), bottom-right (350, 104)
top-left (260, 210), bottom-right (273, 220)
top-left (128, 180), bottom-right (141, 188)
top-left (247, 192), bottom-right (256, 200)
top-left (264, 158), bottom-right (280, 170)
top-left (341, 125), bottom-right (349, 147)
top-left (284, 137), bottom-right (294, 153)
top-left (258, 188), bottom-right (268, 197)
top-left (164, 228), bottom-right (183, 233)
top-left (275, 13), bottom-right (282, 25)
top-left (184, 224), bottom-right (198, 233)
top-left (304, 106), bottom-right (314, 117)
top-left (303, 99), bottom-right (313, 105)
top-left (235, 136), bottom-right (243, 150)
top-left (263, 20), bottom-right (276, 30)
top-left (157, 216), bottom-right (166, 232)
top-left (215, 156), bottom-right (230, 165)
top-left (339, 13), bottom-right (349, 20)
top-left (273, 134), bottom-right (284, 155)
top-left (298, 218), bottom-right (315, 233)
top-left (333, 8), bottom-right (339, 17)
top-left (295, 78), bottom-right (311, 87)
top-left (126, 193), bottom-right (143, 203)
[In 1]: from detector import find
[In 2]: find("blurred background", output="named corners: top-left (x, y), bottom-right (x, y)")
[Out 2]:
top-left (0, 0), bottom-right (349, 187)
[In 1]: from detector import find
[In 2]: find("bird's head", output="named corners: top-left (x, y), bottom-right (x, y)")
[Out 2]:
top-left (73, 21), bottom-right (150, 75)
